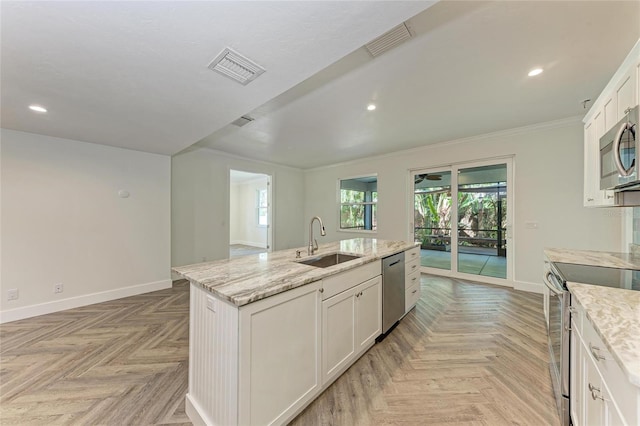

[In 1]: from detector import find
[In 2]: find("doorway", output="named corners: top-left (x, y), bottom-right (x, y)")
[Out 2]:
top-left (410, 158), bottom-right (512, 284)
top-left (229, 169), bottom-right (272, 258)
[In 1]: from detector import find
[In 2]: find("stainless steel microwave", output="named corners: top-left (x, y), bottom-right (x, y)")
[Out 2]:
top-left (600, 105), bottom-right (639, 190)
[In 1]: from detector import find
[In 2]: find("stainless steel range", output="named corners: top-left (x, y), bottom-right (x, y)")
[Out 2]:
top-left (543, 260), bottom-right (640, 426)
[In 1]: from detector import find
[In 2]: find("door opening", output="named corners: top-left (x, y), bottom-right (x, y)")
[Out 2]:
top-left (229, 169), bottom-right (273, 258)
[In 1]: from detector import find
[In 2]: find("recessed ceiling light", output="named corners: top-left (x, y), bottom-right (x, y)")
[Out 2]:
top-left (528, 68), bottom-right (543, 77)
top-left (367, 104), bottom-right (376, 111)
top-left (29, 105), bottom-right (47, 113)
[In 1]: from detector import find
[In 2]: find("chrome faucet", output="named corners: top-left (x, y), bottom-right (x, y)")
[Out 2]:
top-left (308, 216), bottom-right (326, 255)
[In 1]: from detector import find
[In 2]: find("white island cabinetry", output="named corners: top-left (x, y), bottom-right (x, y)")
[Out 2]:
top-left (322, 261), bottom-right (381, 386)
top-left (188, 280), bottom-right (322, 426)
top-left (177, 238), bottom-right (419, 426)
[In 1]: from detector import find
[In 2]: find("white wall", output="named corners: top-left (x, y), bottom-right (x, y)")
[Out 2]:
top-left (172, 148), bottom-right (305, 268)
top-left (304, 118), bottom-right (623, 291)
top-left (230, 177), bottom-right (268, 247)
top-left (0, 129), bottom-right (171, 322)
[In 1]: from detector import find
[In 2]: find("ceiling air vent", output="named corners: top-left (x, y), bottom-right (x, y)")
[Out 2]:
top-left (231, 115), bottom-right (255, 127)
top-left (365, 23), bottom-right (412, 57)
top-left (208, 48), bottom-right (265, 85)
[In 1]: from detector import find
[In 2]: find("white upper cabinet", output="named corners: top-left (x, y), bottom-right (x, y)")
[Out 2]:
top-left (583, 39), bottom-right (640, 207)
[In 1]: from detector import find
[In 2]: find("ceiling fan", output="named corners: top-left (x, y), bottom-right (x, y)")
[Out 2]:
top-left (414, 173), bottom-right (442, 184)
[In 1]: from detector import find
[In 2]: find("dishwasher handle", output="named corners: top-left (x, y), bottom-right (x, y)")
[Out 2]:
top-left (388, 259), bottom-right (402, 267)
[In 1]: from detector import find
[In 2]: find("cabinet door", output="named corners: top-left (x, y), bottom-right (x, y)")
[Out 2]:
top-left (355, 276), bottom-right (381, 353)
top-left (584, 120), bottom-right (597, 207)
top-left (584, 345), bottom-right (605, 426)
top-left (238, 281), bottom-right (322, 426)
top-left (570, 324), bottom-right (584, 426)
top-left (322, 287), bottom-right (356, 385)
top-left (616, 71), bottom-right (635, 120)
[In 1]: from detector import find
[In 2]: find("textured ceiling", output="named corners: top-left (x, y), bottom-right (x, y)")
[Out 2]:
top-left (197, 1), bottom-right (640, 169)
top-left (0, 1), bottom-right (433, 155)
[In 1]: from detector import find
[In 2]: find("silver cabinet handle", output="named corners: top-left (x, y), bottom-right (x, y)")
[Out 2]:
top-left (587, 197), bottom-right (594, 202)
top-left (589, 343), bottom-right (606, 361)
top-left (588, 383), bottom-right (607, 401)
top-left (412, 277), bottom-right (418, 282)
top-left (412, 289), bottom-right (417, 294)
top-left (412, 264), bottom-right (417, 270)
top-left (607, 195), bottom-right (614, 199)
top-left (319, 288), bottom-right (324, 293)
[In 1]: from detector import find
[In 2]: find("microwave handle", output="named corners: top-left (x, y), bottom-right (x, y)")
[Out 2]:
top-left (613, 121), bottom-right (635, 177)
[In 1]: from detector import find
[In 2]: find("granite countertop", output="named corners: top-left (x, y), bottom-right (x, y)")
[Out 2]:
top-left (545, 247), bottom-right (640, 387)
top-left (544, 247), bottom-right (640, 269)
top-left (567, 282), bottom-right (640, 387)
top-left (173, 238), bottom-right (417, 307)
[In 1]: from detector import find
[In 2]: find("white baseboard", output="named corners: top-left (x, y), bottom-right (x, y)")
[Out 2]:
top-left (514, 280), bottom-right (543, 294)
top-left (186, 393), bottom-right (214, 426)
top-left (230, 240), bottom-right (267, 249)
top-left (0, 279), bottom-right (172, 324)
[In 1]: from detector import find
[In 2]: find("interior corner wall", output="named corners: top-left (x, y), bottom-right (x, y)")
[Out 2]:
top-left (303, 119), bottom-right (623, 291)
top-left (0, 129), bottom-right (171, 322)
top-left (171, 148), bottom-right (305, 268)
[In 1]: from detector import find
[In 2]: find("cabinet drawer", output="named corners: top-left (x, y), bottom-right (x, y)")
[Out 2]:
top-left (405, 246), bottom-right (420, 263)
top-left (322, 261), bottom-right (381, 300)
top-left (406, 269), bottom-right (420, 290)
top-left (405, 282), bottom-right (420, 312)
top-left (583, 317), bottom-right (638, 426)
top-left (405, 257), bottom-right (420, 277)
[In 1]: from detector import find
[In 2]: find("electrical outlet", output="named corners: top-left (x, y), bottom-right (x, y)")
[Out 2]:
top-left (54, 283), bottom-right (63, 294)
top-left (7, 288), bottom-right (18, 301)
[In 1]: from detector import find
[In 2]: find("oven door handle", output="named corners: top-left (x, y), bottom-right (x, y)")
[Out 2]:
top-left (543, 272), bottom-right (564, 296)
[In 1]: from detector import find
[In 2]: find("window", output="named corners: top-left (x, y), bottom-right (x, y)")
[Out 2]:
top-left (256, 188), bottom-right (268, 227)
top-left (339, 175), bottom-right (377, 231)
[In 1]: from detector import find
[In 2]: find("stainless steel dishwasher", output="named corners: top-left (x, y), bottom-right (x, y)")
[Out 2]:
top-left (381, 252), bottom-right (405, 334)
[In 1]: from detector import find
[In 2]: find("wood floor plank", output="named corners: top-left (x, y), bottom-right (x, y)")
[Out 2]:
top-left (1, 276), bottom-right (560, 425)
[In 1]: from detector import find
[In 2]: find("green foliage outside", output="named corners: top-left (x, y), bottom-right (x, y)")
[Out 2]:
top-left (414, 184), bottom-right (506, 248)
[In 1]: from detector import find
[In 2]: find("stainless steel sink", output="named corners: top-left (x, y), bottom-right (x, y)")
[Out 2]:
top-left (297, 253), bottom-right (361, 268)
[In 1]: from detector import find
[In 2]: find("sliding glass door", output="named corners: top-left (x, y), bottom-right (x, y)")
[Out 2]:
top-left (411, 159), bottom-right (512, 283)
top-left (456, 164), bottom-right (507, 279)
top-left (413, 170), bottom-right (452, 271)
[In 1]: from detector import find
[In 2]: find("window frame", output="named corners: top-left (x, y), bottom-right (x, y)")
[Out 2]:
top-left (337, 174), bottom-right (378, 234)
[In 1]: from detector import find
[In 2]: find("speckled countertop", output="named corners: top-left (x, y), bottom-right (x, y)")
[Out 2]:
top-left (173, 238), bottom-right (417, 307)
top-left (545, 247), bottom-right (640, 387)
top-left (545, 247), bottom-right (640, 269)
top-left (567, 283), bottom-right (640, 387)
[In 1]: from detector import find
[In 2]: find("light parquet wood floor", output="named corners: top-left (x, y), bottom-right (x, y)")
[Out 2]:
top-left (1, 276), bottom-right (560, 425)
top-left (0, 282), bottom-right (191, 425)
top-left (291, 275), bottom-right (560, 426)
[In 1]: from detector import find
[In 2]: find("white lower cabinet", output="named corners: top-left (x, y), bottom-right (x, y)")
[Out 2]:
top-left (322, 276), bottom-right (381, 385)
top-left (405, 246), bottom-right (421, 313)
top-left (570, 297), bottom-right (638, 426)
top-left (186, 260), bottom-right (386, 426)
top-left (238, 282), bottom-right (322, 426)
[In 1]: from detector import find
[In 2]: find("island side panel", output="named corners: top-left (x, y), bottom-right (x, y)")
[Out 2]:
top-left (187, 283), bottom-right (239, 426)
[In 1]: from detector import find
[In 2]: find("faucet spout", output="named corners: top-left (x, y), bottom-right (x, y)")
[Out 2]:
top-left (308, 216), bottom-right (326, 255)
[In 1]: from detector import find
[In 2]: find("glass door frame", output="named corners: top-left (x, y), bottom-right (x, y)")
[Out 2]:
top-left (408, 157), bottom-right (514, 287)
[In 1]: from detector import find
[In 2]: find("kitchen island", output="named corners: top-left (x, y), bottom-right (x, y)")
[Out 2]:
top-left (173, 238), bottom-right (418, 426)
